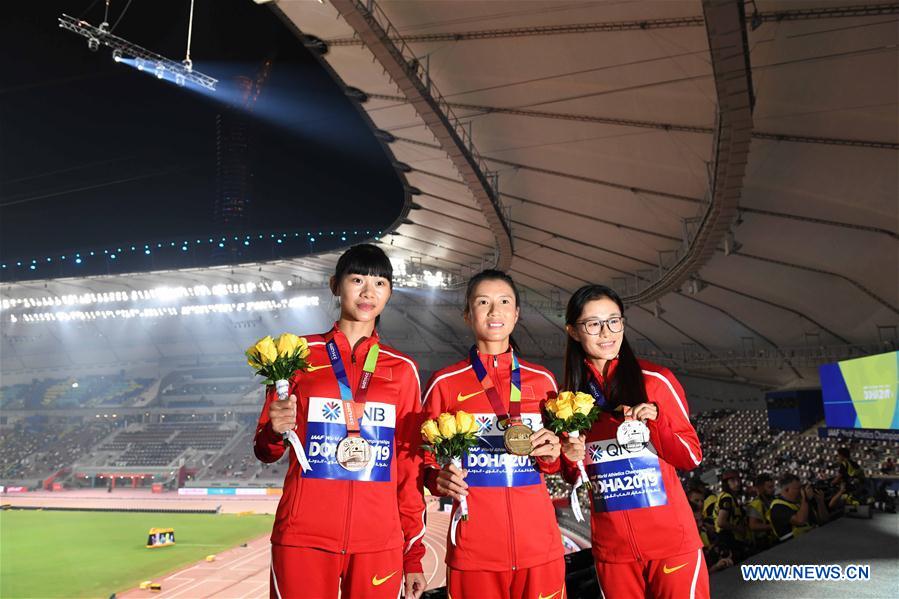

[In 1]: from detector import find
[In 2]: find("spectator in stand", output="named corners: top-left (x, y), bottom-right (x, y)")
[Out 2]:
top-left (746, 473), bottom-right (777, 551)
top-left (880, 456), bottom-right (895, 475)
top-left (715, 470), bottom-right (749, 558)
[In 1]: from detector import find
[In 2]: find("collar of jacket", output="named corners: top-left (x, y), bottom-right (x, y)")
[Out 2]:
top-left (327, 322), bottom-right (380, 358)
top-left (585, 356), bottom-right (620, 386)
top-left (473, 346), bottom-right (515, 370)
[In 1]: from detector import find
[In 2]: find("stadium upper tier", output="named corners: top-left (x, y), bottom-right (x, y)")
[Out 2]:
top-left (0, 375), bottom-right (154, 410)
top-left (1, 408), bottom-right (895, 497)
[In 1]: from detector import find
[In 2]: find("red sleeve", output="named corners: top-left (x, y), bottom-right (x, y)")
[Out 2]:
top-left (253, 381), bottom-right (293, 463)
top-left (560, 452), bottom-right (581, 484)
top-left (421, 373), bottom-right (444, 496)
top-left (535, 372), bottom-right (560, 474)
top-left (535, 455), bottom-right (561, 474)
top-left (395, 359), bottom-right (426, 574)
top-left (644, 368), bottom-right (703, 471)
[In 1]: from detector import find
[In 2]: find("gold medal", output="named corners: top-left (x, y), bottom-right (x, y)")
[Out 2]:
top-left (503, 423), bottom-right (534, 456)
top-left (336, 436), bottom-right (372, 471)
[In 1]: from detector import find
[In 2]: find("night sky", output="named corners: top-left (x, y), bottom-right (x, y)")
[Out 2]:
top-left (0, 0), bottom-right (402, 278)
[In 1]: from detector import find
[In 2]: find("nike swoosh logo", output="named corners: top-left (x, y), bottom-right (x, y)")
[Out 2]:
top-left (306, 364), bottom-right (330, 372)
top-left (371, 571), bottom-right (397, 586)
top-left (538, 592), bottom-right (561, 599)
top-left (456, 389), bottom-right (484, 403)
top-left (663, 563), bottom-right (687, 574)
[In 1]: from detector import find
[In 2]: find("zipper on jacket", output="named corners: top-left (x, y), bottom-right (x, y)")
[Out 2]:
top-left (506, 487), bottom-right (518, 570)
top-left (341, 481), bottom-right (354, 554)
top-left (622, 510), bottom-right (643, 562)
top-left (342, 340), bottom-right (357, 554)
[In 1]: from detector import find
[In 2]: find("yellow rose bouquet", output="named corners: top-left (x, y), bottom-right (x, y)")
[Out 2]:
top-left (246, 333), bottom-right (313, 470)
top-left (545, 391), bottom-right (600, 522)
top-left (421, 410), bottom-right (480, 531)
top-left (246, 333), bottom-right (311, 393)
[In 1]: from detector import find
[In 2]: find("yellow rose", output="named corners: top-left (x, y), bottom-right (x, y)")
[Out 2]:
top-left (544, 398), bottom-right (558, 415)
top-left (253, 336), bottom-right (278, 365)
top-left (547, 391), bottom-right (575, 418)
top-left (421, 419), bottom-right (441, 444)
top-left (554, 395), bottom-right (575, 420)
top-left (437, 412), bottom-right (457, 438)
top-left (573, 392), bottom-right (595, 416)
top-left (555, 391), bottom-right (575, 403)
top-left (455, 410), bottom-right (476, 435)
top-left (297, 337), bottom-right (310, 359)
top-left (276, 333), bottom-right (301, 357)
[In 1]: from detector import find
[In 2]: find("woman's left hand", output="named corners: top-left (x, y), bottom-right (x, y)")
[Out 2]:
top-left (624, 403), bottom-right (659, 422)
top-left (404, 572), bottom-right (427, 599)
top-left (529, 428), bottom-right (561, 461)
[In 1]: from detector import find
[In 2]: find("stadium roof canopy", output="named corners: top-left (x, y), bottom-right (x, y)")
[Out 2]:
top-left (2, 0), bottom-right (896, 389)
top-left (269, 0), bottom-right (898, 385)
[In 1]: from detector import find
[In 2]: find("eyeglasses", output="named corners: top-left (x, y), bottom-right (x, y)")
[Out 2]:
top-left (575, 316), bottom-right (626, 335)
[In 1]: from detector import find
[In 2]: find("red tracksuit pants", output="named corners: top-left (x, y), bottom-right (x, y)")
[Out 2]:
top-left (270, 544), bottom-right (404, 599)
top-left (447, 558), bottom-right (567, 599)
top-left (594, 548), bottom-right (709, 599)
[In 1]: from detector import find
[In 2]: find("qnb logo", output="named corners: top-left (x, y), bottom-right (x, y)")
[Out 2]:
top-left (363, 406), bottom-right (387, 423)
top-left (496, 416), bottom-right (537, 431)
top-left (323, 401), bottom-right (340, 421)
top-left (588, 441), bottom-right (632, 460)
top-left (476, 416), bottom-right (493, 434)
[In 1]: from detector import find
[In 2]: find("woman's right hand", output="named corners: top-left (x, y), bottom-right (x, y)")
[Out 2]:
top-left (435, 462), bottom-right (468, 501)
top-left (269, 394), bottom-right (297, 434)
top-left (561, 433), bottom-right (586, 462)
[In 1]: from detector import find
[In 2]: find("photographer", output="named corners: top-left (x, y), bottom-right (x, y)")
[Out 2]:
top-left (715, 470), bottom-right (749, 558)
top-left (833, 447), bottom-right (868, 504)
top-left (769, 474), bottom-right (825, 541)
top-left (814, 478), bottom-right (848, 520)
top-left (746, 473), bottom-right (777, 551)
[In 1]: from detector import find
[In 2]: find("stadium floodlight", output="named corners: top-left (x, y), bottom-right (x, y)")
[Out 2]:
top-left (58, 14), bottom-right (217, 91)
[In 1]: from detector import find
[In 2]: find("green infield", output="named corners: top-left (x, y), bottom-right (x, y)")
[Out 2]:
top-left (0, 510), bottom-right (274, 599)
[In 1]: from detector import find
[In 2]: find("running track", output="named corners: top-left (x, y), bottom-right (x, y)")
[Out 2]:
top-left (119, 507), bottom-right (450, 598)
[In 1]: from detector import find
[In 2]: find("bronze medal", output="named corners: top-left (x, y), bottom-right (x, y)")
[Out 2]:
top-left (503, 423), bottom-right (534, 456)
top-left (336, 436), bottom-right (372, 471)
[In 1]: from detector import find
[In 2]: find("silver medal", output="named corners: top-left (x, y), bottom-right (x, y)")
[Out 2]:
top-left (336, 436), bottom-right (373, 471)
top-left (617, 419), bottom-right (650, 452)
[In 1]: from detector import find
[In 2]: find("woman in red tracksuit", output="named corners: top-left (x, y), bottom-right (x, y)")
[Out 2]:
top-left (254, 244), bottom-right (427, 599)
top-left (559, 284), bottom-right (709, 599)
top-left (423, 269), bottom-right (566, 599)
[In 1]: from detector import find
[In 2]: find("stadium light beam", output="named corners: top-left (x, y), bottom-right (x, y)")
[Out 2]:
top-left (58, 14), bottom-right (217, 91)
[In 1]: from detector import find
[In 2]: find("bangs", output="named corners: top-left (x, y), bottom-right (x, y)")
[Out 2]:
top-left (335, 244), bottom-right (393, 284)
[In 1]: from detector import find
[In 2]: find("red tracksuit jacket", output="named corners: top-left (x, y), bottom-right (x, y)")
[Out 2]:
top-left (561, 359), bottom-right (703, 563)
top-left (423, 350), bottom-right (564, 572)
top-left (253, 325), bottom-right (426, 572)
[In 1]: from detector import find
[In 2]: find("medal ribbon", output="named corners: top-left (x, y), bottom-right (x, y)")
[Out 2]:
top-left (326, 337), bottom-right (380, 438)
top-left (586, 371), bottom-right (608, 410)
top-left (468, 345), bottom-right (521, 424)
